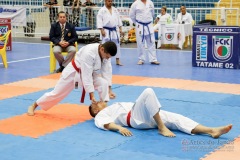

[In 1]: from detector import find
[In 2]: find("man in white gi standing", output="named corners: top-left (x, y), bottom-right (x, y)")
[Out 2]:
top-left (129, 0), bottom-right (160, 65)
top-left (97, 0), bottom-right (123, 66)
top-left (27, 41), bottom-right (117, 116)
top-left (89, 88), bottom-right (232, 138)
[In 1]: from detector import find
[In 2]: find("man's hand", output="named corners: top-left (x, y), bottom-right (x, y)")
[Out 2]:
top-left (59, 41), bottom-right (69, 48)
top-left (109, 92), bottom-right (116, 99)
top-left (119, 127), bottom-right (133, 136)
top-left (90, 92), bottom-right (97, 104)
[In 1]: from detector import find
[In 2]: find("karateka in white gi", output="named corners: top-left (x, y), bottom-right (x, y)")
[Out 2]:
top-left (89, 88), bottom-right (232, 138)
top-left (175, 5), bottom-right (193, 24)
top-left (175, 5), bottom-right (193, 48)
top-left (97, 0), bottom-right (123, 66)
top-left (129, 0), bottom-right (160, 65)
top-left (154, 6), bottom-right (173, 25)
top-left (27, 41), bottom-right (117, 116)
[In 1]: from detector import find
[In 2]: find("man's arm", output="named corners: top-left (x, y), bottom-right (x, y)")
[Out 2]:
top-left (49, 24), bottom-right (60, 45)
top-left (104, 123), bottom-right (132, 136)
top-left (66, 23), bottom-right (78, 45)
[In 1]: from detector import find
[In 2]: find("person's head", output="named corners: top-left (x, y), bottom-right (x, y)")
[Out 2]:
top-left (99, 41), bottom-right (117, 59)
top-left (105, 0), bottom-right (112, 8)
top-left (89, 101), bottom-right (107, 117)
top-left (180, 5), bottom-right (186, 15)
top-left (58, 11), bottom-right (67, 24)
top-left (161, 6), bottom-right (167, 15)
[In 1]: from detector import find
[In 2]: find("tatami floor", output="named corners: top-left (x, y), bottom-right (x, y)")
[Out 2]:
top-left (0, 40), bottom-right (239, 160)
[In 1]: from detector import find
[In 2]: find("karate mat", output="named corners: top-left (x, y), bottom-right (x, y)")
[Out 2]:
top-left (0, 75), bottom-right (239, 160)
top-left (0, 42), bottom-right (240, 160)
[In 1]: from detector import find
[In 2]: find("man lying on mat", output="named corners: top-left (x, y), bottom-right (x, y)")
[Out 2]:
top-left (89, 88), bottom-right (232, 138)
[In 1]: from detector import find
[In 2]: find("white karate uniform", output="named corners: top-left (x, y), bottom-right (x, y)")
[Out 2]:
top-left (37, 43), bottom-right (112, 110)
top-left (95, 88), bottom-right (199, 135)
top-left (175, 12), bottom-right (193, 24)
top-left (97, 6), bottom-right (122, 58)
top-left (157, 13), bottom-right (173, 24)
top-left (129, 0), bottom-right (158, 63)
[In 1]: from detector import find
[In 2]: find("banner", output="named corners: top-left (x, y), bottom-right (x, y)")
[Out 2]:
top-left (0, 18), bottom-right (12, 51)
top-left (0, 5), bottom-right (26, 26)
top-left (117, 7), bottom-right (134, 42)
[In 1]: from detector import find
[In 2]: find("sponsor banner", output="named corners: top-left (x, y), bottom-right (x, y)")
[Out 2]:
top-left (0, 18), bottom-right (12, 51)
top-left (162, 25), bottom-right (178, 44)
top-left (192, 26), bottom-right (240, 69)
top-left (0, 5), bottom-right (26, 26)
top-left (196, 35), bottom-right (208, 61)
top-left (193, 26), bottom-right (239, 33)
top-left (212, 36), bottom-right (233, 62)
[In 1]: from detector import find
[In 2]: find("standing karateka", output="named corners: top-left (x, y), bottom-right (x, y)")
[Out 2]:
top-left (154, 6), bottom-right (173, 25)
top-left (129, 0), bottom-right (160, 65)
top-left (89, 88), bottom-right (232, 138)
top-left (27, 41), bottom-right (117, 116)
top-left (97, 0), bottom-right (123, 66)
top-left (175, 5), bottom-right (193, 24)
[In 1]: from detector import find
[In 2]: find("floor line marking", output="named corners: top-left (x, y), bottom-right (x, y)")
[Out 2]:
top-left (0, 56), bottom-right (49, 64)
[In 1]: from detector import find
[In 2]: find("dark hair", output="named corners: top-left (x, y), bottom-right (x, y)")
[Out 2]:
top-left (180, 5), bottom-right (186, 8)
top-left (162, 6), bottom-right (167, 12)
top-left (89, 105), bottom-right (96, 117)
top-left (57, 11), bottom-right (66, 17)
top-left (102, 41), bottom-right (117, 56)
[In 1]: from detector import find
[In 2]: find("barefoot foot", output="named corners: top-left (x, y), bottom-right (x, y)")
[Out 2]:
top-left (27, 104), bottom-right (37, 116)
top-left (211, 124), bottom-right (232, 138)
top-left (159, 126), bottom-right (176, 137)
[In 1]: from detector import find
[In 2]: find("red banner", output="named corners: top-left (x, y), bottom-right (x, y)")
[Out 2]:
top-left (0, 18), bottom-right (12, 51)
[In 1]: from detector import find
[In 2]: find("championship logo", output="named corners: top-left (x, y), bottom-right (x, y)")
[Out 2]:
top-left (165, 33), bottom-right (174, 41)
top-left (0, 25), bottom-right (8, 35)
top-left (212, 36), bottom-right (233, 62)
top-left (196, 35), bottom-right (207, 60)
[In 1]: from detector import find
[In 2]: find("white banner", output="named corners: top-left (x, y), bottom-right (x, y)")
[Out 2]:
top-left (0, 5), bottom-right (26, 26)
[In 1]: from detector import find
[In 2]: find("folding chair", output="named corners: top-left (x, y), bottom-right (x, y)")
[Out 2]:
top-left (0, 30), bottom-right (11, 68)
top-left (49, 41), bottom-right (78, 73)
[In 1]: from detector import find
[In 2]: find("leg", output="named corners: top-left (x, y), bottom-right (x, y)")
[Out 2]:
top-left (27, 65), bottom-right (76, 115)
top-left (153, 112), bottom-right (176, 137)
top-left (136, 30), bottom-right (146, 64)
top-left (145, 34), bottom-right (160, 64)
top-left (191, 124), bottom-right (232, 138)
top-left (131, 88), bottom-right (169, 133)
top-left (63, 46), bottom-right (76, 67)
top-left (53, 45), bottom-right (64, 67)
top-left (112, 39), bottom-right (123, 66)
top-left (93, 76), bottom-right (110, 102)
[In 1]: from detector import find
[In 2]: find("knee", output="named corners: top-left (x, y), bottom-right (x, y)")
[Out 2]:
top-left (143, 88), bottom-right (154, 95)
top-left (68, 48), bottom-right (76, 53)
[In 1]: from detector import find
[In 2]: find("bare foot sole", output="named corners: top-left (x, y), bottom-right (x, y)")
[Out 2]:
top-left (159, 127), bottom-right (176, 137)
top-left (211, 124), bottom-right (233, 138)
top-left (27, 105), bottom-right (36, 116)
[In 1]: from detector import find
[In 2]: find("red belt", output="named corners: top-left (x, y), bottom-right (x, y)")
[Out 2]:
top-left (71, 59), bottom-right (86, 103)
top-left (127, 111), bottom-right (132, 128)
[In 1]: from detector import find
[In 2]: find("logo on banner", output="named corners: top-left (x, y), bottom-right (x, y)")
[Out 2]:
top-left (196, 35), bottom-right (207, 60)
top-left (0, 26), bottom-right (8, 35)
top-left (212, 36), bottom-right (233, 62)
top-left (165, 33), bottom-right (174, 41)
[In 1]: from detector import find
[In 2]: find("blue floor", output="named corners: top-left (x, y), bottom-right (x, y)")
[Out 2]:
top-left (0, 42), bottom-right (239, 160)
top-left (1, 42), bottom-right (240, 84)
